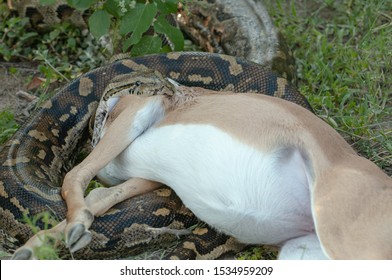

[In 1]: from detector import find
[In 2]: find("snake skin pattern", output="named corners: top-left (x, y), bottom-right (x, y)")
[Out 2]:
top-left (0, 52), bottom-right (313, 259)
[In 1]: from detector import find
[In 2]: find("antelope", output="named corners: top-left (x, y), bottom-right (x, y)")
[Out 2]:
top-left (13, 71), bottom-right (392, 260)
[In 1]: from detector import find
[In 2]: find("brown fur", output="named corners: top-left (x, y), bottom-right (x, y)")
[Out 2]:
top-left (14, 83), bottom-right (392, 259)
top-left (117, 91), bottom-right (392, 259)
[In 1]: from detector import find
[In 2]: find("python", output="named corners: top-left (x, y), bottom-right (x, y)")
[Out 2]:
top-left (13, 70), bottom-right (392, 259)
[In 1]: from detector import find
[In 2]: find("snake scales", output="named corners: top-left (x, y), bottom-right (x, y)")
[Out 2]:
top-left (2, 1), bottom-right (313, 259)
top-left (0, 52), bottom-right (312, 259)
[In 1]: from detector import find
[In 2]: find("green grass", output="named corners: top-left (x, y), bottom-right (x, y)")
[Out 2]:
top-left (237, 246), bottom-right (278, 260)
top-left (21, 211), bottom-right (62, 260)
top-left (0, 110), bottom-right (19, 145)
top-left (238, 0), bottom-right (392, 261)
top-left (266, 0), bottom-right (392, 173)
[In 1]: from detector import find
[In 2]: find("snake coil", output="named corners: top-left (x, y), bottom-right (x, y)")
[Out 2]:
top-left (0, 52), bottom-right (312, 259)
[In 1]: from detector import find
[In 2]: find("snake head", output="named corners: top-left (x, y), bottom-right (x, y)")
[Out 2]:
top-left (91, 70), bottom-right (177, 147)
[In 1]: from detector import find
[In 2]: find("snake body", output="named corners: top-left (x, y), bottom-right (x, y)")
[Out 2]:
top-left (0, 52), bottom-right (312, 259)
top-left (3, 0), bottom-right (311, 259)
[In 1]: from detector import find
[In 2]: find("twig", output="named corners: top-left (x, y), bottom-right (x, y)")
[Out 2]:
top-left (35, 52), bottom-right (70, 82)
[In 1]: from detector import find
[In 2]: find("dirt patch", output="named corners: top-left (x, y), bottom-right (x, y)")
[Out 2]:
top-left (0, 62), bottom-right (39, 124)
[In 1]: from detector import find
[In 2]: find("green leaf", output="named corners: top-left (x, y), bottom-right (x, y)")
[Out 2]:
top-left (131, 35), bottom-right (162, 56)
top-left (67, 37), bottom-right (76, 48)
top-left (160, 45), bottom-right (172, 53)
top-left (39, 0), bottom-right (57, 5)
top-left (49, 29), bottom-right (60, 41)
top-left (154, 15), bottom-right (184, 51)
top-left (67, 0), bottom-right (97, 11)
top-left (88, 10), bottom-right (111, 39)
top-left (155, 0), bottom-right (179, 15)
top-left (119, 2), bottom-right (158, 46)
top-left (9, 67), bottom-right (18, 74)
top-left (20, 32), bottom-right (38, 41)
top-left (103, 0), bottom-right (122, 18)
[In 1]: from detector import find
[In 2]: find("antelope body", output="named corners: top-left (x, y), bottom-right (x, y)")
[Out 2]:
top-left (13, 72), bottom-right (392, 260)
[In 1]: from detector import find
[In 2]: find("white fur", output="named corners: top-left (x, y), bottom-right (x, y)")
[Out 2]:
top-left (97, 97), bottom-right (165, 186)
top-left (107, 96), bottom-right (120, 112)
top-left (129, 96), bottom-right (166, 140)
top-left (279, 233), bottom-right (329, 259)
top-left (99, 124), bottom-right (317, 247)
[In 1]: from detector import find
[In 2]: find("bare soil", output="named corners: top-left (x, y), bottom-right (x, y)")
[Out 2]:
top-left (0, 62), bottom-right (40, 124)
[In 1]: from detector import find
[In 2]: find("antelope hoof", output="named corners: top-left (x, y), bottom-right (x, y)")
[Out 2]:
top-left (12, 248), bottom-right (34, 260)
top-left (65, 208), bottom-right (94, 250)
top-left (69, 229), bottom-right (92, 253)
top-left (66, 223), bottom-right (93, 252)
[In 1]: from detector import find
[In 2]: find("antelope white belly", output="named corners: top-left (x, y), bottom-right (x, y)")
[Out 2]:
top-left (99, 124), bottom-right (315, 245)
